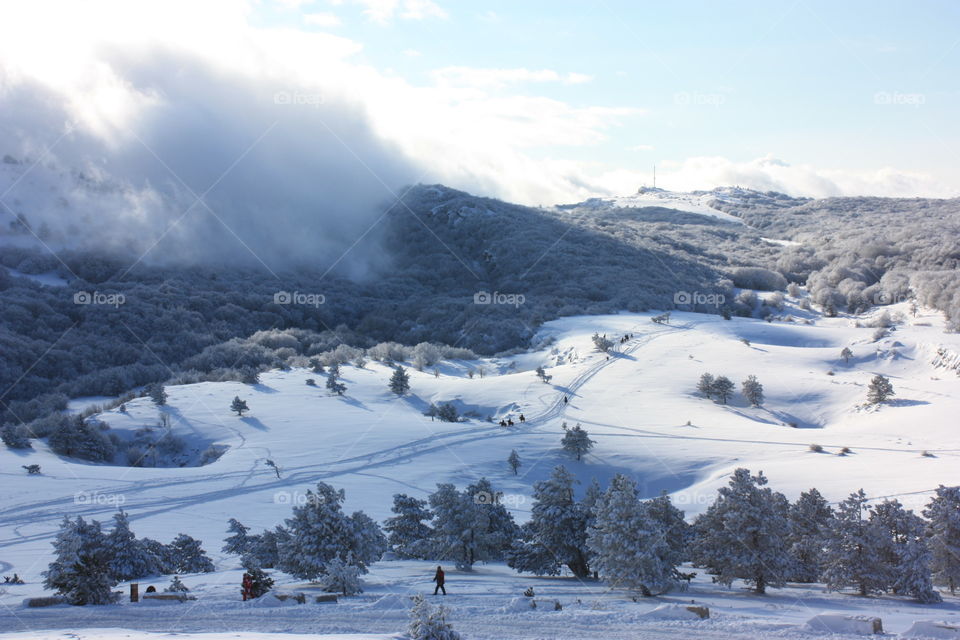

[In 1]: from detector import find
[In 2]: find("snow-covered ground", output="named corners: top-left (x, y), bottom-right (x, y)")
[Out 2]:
top-left (564, 187), bottom-right (745, 223)
top-left (2, 300), bottom-right (960, 638)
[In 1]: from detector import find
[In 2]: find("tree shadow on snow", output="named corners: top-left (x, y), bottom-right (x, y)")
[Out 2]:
top-left (240, 416), bottom-right (269, 431)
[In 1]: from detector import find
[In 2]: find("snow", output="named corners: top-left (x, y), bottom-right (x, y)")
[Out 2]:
top-left (2, 299), bottom-right (960, 638)
top-left (901, 621), bottom-right (960, 638)
top-left (805, 613), bottom-right (883, 635)
top-left (566, 187), bottom-right (745, 223)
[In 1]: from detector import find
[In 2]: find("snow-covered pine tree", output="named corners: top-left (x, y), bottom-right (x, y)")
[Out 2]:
top-left (867, 374), bottom-right (894, 404)
top-left (242, 526), bottom-right (286, 569)
top-left (591, 333), bottom-right (614, 353)
top-left (840, 347), bottom-right (853, 363)
top-left (223, 518), bottom-right (254, 556)
top-left (168, 534), bottom-right (215, 574)
top-left (691, 468), bottom-right (791, 594)
top-left (322, 555), bottom-right (363, 595)
top-left (587, 474), bottom-right (681, 595)
top-left (165, 575), bottom-right (189, 593)
top-left (141, 538), bottom-right (176, 575)
top-left (697, 373), bottom-right (715, 399)
top-left (560, 423), bottom-right (594, 461)
top-left (277, 482), bottom-right (384, 581)
top-left (741, 375), bottom-right (764, 407)
top-left (428, 481), bottom-right (517, 570)
top-left (104, 510), bottom-right (158, 581)
top-left (923, 485), bottom-right (960, 594)
top-left (711, 376), bottom-right (735, 404)
top-left (408, 593), bottom-right (461, 640)
top-left (785, 488), bottom-right (834, 582)
top-left (326, 369), bottom-right (346, 396)
top-left (507, 449), bottom-right (521, 475)
top-left (43, 516), bottom-right (119, 605)
top-left (821, 489), bottom-right (890, 595)
top-left (384, 494), bottom-right (434, 559)
top-left (389, 366), bottom-right (411, 395)
top-left (230, 396), bottom-right (248, 416)
top-left (870, 499), bottom-right (940, 602)
top-left (148, 383), bottom-right (167, 406)
top-left (645, 491), bottom-right (691, 560)
top-left (1, 424), bottom-right (32, 449)
top-left (534, 366), bottom-right (552, 383)
top-left (508, 466), bottom-right (591, 578)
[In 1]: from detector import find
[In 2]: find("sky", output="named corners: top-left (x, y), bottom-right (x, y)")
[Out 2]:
top-left (0, 0), bottom-right (958, 210)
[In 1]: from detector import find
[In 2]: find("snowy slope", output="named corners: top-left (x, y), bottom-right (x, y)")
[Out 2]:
top-left (2, 298), bottom-right (960, 638)
top-left (562, 187), bottom-right (744, 223)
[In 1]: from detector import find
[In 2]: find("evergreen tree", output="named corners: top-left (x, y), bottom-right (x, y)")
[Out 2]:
top-left (322, 555), bottom-right (363, 595)
top-left (169, 534), bottom-right (215, 574)
top-left (408, 593), bottom-right (461, 640)
top-left (384, 494), bottom-right (434, 559)
top-left (141, 538), bottom-right (176, 575)
top-left (591, 333), bottom-right (614, 353)
top-left (223, 518), bottom-right (254, 556)
top-left (230, 396), bottom-right (249, 416)
top-left (588, 475), bottom-right (682, 595)
top-left (561, 424), bottom-right (594, 461)
top-left (507, 449), bottom-right (521, 475)
top-left (785, 489), bottom-right (834, 582)
top-left (741, 375), bottom-right (764, 407)
top-left (691, 468), bottom-right (791, 594)
top-left (43, 516), bottom-right (119, 605)
top-left (821, 490), bottom-right (890, 596)
top-left (148, 383), bottom-right (167, 406)
top-left (840, 347), bottom-right (853, 363)
top-left (48, 415), bottom-right (116, 462)
top-left (508, 466), bottom-right (591, 578)
top-left (428, 480), bottom-right (517, 570)
top-left (1, 424), bottom-right (32, 449)
top-left (326, 369), bottom-right (346, 396)
top-left (278, 482), bottom-right (384, 581)
top-left (924, 485), bottom-right (960, 595)
top-left (712, 376), bottom-right (735, 404)
top-left (165, 576), bottom-right (189, 593)
top-left (871, 499), bottom-right (941, 602)
top-left (389, 366), bottom-right (411, 395)
top-left (104, 510), bottom-right (158, 581)
top-left (535, 366), bottom-right (552, 383)
top-left (697, 373), bottom-right (715, 399)
top-left (866, 375), bottom-right (894, 404)
top-left (309, 358), bottom-right (325, 374)
top-left (242, 527), bottom-right (286, 569)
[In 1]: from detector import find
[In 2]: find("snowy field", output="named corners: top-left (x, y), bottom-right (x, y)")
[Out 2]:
top-left (2, 299), bottom-right (960, 638)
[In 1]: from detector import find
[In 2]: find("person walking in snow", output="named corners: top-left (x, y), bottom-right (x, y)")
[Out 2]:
top-left (519, 414), bottom-right (525, 423)
top-left (433, 566), bottom-right (446, 595)
top-left (563, 396), bottom-right (568, 405)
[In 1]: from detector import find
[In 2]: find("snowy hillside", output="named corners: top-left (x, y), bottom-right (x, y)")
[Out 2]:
top-left (2, 298), bottom-right (960, 638)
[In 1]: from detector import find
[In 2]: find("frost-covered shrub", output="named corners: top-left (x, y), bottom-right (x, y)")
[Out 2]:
top-left (731, 267), bottom-right (787, 291)
top-left (48, 416), bottom-right (116, 462)
top-left (1, 424), bottom-right (32, 449)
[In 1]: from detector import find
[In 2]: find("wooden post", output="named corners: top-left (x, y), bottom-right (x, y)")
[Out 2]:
top-left (130, 583), bottom-right (139, 603)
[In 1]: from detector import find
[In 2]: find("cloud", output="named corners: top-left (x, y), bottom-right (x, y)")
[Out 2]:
top-left (432, 66), bottom-right (594, 89)
top-left (346, 0), bottom-right (446, 24)
top-left (303, 12), bottom-right (342, 27)
top-left (628, 144), bottom-right (655, 151)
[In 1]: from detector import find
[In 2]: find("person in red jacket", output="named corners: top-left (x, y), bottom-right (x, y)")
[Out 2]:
top-left (242, 572), bottom-right (253, 601)
top-left (432, 566), bottom-right (446, 595)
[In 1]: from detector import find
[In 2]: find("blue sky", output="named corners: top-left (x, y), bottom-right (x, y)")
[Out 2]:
top-left (248, 0), bottom-right (959, 198)
top-left (2, 0), bottom-right (957, 203)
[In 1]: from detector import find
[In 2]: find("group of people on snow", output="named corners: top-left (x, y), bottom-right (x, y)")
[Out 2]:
top-left (498, 414), bottom-right (525, 427)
